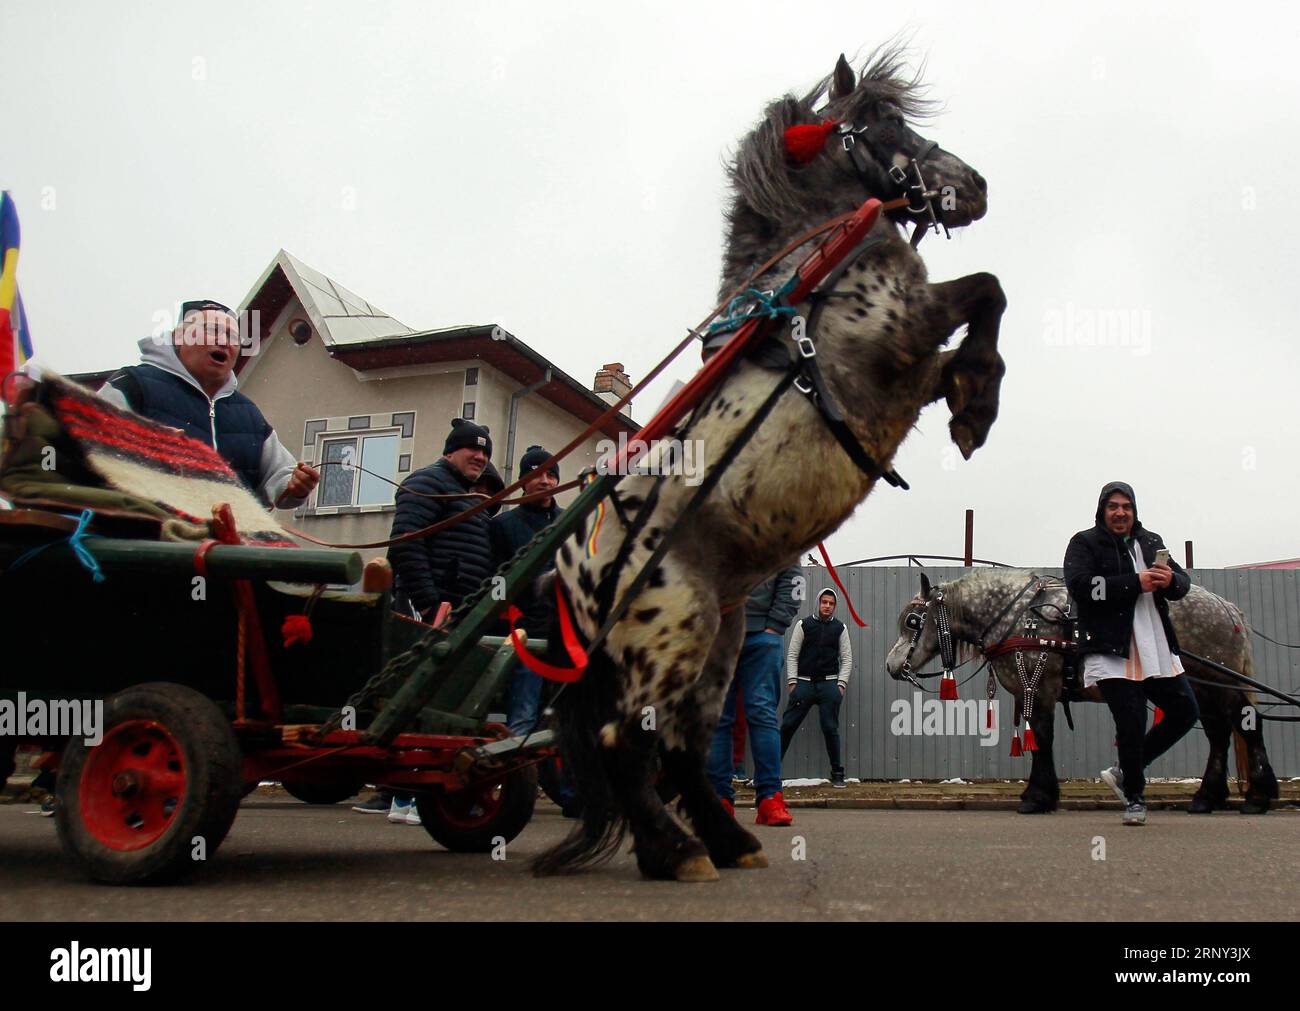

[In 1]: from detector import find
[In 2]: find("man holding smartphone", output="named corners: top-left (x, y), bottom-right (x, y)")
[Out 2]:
top-left (1064, 481), bottom-right (1199, 825)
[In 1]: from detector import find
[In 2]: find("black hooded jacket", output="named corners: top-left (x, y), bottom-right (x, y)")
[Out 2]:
top-left (1063, 481), bottom-right (1191, 658)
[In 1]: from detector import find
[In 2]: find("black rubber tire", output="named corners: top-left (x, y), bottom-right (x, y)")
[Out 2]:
top-left (415, 764), bottom-right (538, 853)
top-left (55, 682), bottom-right (243, 885)
top-left (281, 780), bottom-right (365, 805)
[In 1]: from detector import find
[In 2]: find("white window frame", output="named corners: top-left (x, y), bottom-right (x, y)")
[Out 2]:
top-left (309, 426), bottom-right (404, 515)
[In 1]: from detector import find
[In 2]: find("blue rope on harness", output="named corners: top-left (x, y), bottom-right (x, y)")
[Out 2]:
top-left (7, 508), bottom-right (106, 583)
top-left (705, 280), bottom-right (799, 336)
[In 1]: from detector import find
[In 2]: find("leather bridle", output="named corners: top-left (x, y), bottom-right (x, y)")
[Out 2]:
top-left (837, 113), bottom-right (947, 246)
top-left (896, 589), bottom-right (958, 688)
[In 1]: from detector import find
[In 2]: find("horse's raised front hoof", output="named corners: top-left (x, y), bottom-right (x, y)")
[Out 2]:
top-left (1239, 797), bottom-right (1271, 815)
top-left (674, 853), bottom-right (721, 882)
top-left (1017, 799), bottom-right (1054, 814)
top-left (1188, 792), bottom-right (1228, 814)
top-left (733, 850), bottom-right (768, 870)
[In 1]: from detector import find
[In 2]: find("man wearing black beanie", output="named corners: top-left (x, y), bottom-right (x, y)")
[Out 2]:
top-left (387, 417), bottom-right (496, 622)
top-left (490, 445), bottom-right (579, 815)
top-left (491, 444), bottom-right (561, 725)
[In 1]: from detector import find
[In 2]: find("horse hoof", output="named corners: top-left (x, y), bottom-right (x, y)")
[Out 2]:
top-left (1188, 797), bottom-right (1216, 814)
top-left (1017, 800), bottom-right (1053, 814)
top-left (734, 850), bottom-right (768, 870)
top-left (674, 854), bottom-right (721, 882)
top-left (1240, 799), bottom-right (1270, 815)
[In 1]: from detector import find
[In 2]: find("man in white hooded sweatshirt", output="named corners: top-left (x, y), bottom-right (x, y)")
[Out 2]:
top-left (98, 301), bottom-right (317, 510)
top-left (780, 587), bottom-right (853, 788)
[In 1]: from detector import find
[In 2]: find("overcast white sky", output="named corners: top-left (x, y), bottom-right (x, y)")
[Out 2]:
top-left (4, 1), bottom-right (1298, 568)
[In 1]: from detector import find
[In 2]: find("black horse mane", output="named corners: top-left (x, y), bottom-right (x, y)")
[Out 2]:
top-left (725, 42), bottom-right (938, 222)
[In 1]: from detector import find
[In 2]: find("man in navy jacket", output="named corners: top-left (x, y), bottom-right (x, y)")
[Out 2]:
top-left (99, 300), bottom-right (317, 509)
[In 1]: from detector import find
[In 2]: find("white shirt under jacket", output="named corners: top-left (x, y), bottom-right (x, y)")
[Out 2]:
top-left (1082, 540), bottom-right (1185, 687)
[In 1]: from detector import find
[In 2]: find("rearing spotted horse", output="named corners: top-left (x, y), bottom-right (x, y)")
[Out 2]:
top-left (535, 46), bottom-right (1008, 881)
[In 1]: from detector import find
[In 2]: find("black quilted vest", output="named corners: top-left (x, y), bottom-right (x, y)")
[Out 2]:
top-left (797, 614), bottom-right (845, 680)
top-left (110, 364), bottom-right (270, 500)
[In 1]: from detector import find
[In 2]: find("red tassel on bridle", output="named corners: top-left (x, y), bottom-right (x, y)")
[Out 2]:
top-left (784, 119), bottom-right (841, 164)
top-left (939, 673), bottom-right (958, 701)
top-left (1021, 726), bottom-right (1038, 752)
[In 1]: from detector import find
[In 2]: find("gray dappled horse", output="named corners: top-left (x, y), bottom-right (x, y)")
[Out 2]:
top-left (535, 47), bottom-right (1008, 881)
top-left (885, 570), bottom-right (1281, 814)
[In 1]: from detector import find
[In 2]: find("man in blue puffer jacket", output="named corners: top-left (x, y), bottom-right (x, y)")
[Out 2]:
top-left (98, 300), bottom-right (318, 509)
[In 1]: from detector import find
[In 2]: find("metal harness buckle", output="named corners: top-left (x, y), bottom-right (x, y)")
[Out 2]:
top-left (795, 335), bottom-right (817, 359)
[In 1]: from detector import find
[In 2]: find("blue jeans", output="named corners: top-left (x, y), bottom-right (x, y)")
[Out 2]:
top-left (506, 660), bottom-right (579, 809)
top-left (506, 661), bottom-right (546, 737)
top-left (708, 631), bottom-right (784, 802)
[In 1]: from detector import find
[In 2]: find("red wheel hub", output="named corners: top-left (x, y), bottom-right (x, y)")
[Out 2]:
top-left (434, 781), bottom-right (505, 830)
top-left (80, 720), bottom-right (187, 851)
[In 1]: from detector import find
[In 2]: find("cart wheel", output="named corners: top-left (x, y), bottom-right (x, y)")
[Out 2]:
top-left (415, 764), bottom-right (538, 853)
top-left (281, 780), bottom-right (365, 805)
top-left (56, 683), bottom-right (243, 885)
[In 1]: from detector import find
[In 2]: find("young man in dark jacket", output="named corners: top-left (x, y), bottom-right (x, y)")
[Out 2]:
top-left (490, 445), bottom-right (563, 735)
top-left (780, 587), bottom-right (853, 788)
top-left (490, 446), bottom-right (580, 817)
top-left (708, 565), bottom-right (802, 825)
top-left (386, 418), bottom-right (496, 622)
top-left (1063, 481), bottom-right (1199, 826)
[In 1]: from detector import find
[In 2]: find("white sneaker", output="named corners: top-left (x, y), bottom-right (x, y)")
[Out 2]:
top-left (405, 803), bottom-right (422, 826)
top-left (387, 798), bottom-right (413, 824)
top-left (1099, 766), bottom-right (1126, 804)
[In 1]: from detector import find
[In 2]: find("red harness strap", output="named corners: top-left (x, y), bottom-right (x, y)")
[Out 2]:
top-left (816, 542), bottom-right (869, 628)
top-left (505, 577), bottom-right (590, 683)
top-left (983, 635), bottom-right (1074, 660)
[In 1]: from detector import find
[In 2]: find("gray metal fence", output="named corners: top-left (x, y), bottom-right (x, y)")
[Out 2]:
top-left (776, 566), bottom-right (1300, 782)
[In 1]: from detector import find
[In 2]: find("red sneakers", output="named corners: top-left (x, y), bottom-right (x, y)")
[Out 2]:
top-left (755, 792), bottom-right (793, 826)
top-left (720, 797), bottom-right (735, 817)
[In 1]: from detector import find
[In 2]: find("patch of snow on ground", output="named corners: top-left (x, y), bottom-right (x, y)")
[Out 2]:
top-left (782, 778), bottom-right (829, 787)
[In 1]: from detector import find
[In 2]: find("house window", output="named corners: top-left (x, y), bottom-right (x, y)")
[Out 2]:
top-left (462, 402), bottom-right (476, 420)
top-left (465, 367), bottom-right (479, 387)
top-left (316, 430), bottom-right (401, 508)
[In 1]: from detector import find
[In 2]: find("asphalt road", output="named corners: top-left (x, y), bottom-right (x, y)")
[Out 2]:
top-left (2, 797), bottom-right (1297, 921)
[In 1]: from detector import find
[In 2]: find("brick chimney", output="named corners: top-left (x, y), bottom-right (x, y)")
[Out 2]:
top-left (593, 362), bottom-right (632, 413)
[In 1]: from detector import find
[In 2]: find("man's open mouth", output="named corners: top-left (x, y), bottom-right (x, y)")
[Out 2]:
top-left (209, 348), bottom-right (232, 366)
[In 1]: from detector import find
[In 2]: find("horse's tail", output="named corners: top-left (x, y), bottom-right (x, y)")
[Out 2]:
top-left (531, 577), bottom-right (627, 876)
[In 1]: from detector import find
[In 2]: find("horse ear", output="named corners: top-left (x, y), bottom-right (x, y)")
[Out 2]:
top-left (920, 572), bottom-right (932, 597)
top-left (830, 54), bottom-right (856, 101)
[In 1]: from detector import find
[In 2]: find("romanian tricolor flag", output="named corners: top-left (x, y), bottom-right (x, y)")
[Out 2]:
top-left (1, 191), bottom-right (34, 384)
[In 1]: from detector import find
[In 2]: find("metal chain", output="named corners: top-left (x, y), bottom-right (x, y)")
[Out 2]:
top-left (314, 505), bottom-right (580, 738)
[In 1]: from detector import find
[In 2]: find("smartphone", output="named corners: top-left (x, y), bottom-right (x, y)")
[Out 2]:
top-left (1153, 548), bottom-right (1170, 567)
